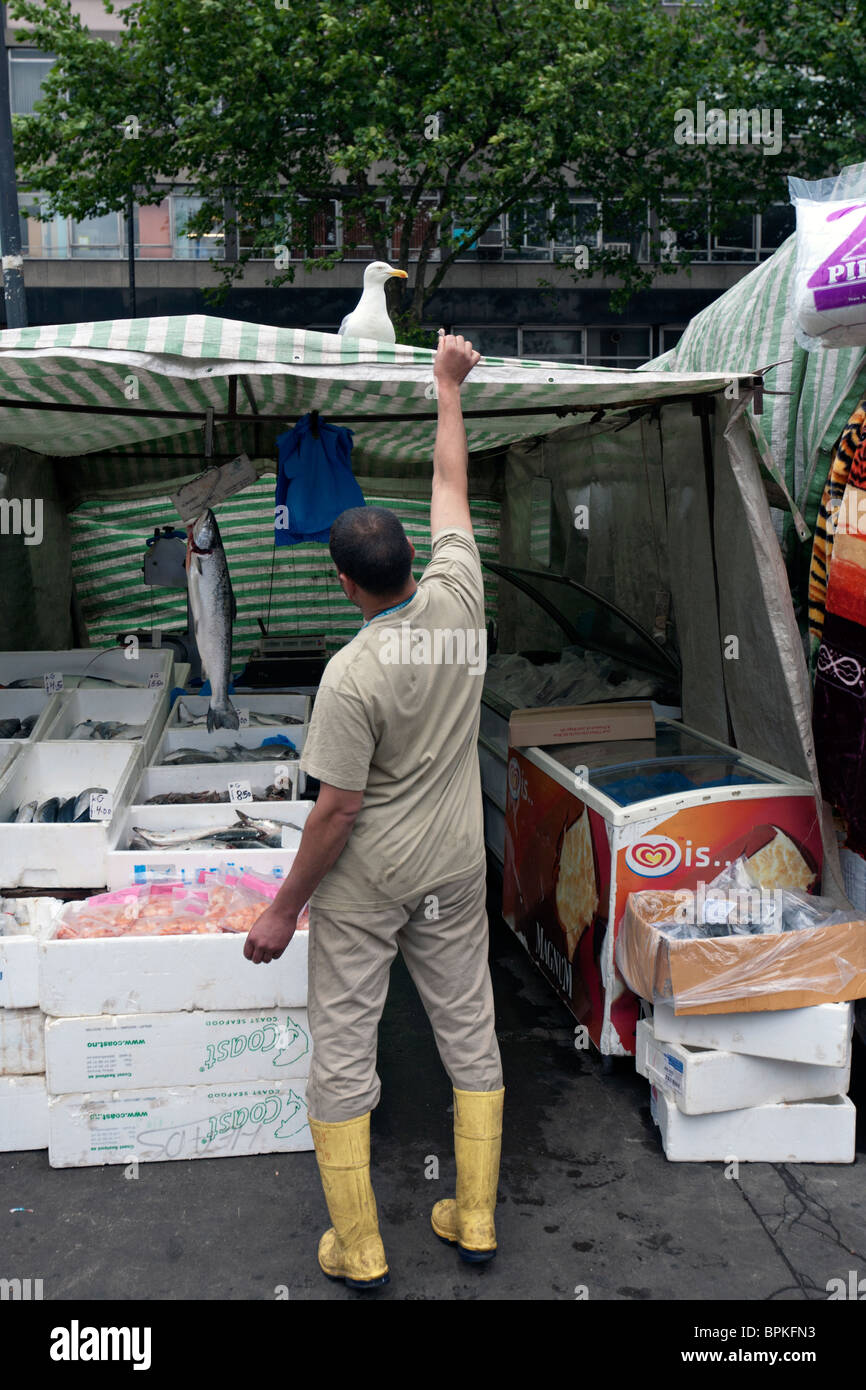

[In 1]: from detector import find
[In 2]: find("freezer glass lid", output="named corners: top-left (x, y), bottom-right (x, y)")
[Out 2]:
top-left (482, 561), bottom-right (680, 682)
top-left (544, 723), bottom-right (780, 806)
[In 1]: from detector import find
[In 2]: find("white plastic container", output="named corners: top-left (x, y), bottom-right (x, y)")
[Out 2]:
top-left (154, 723), bottom-right (306, 767)
top-left (105, 800), bottom-right (313, 888)
top-left (652, 998), bottom-right (854, 1068)
top-left (0, 647), bottom-right (172, 691)
top-left (0, 934), bottom-right (40, 1008)
top-left (39, 925), bottom-right (309, 1017)
top-left (46, 1007), bottom-right (312, 1093)
top-left (0, 1007), bottom-right (44, 1075)
top-left (42, 687), bottom-right (170, 762)
top-left (650, 1084), bottom-right (856, 1163)
top-left (48, 1078), bottom-right (312, 1166)
top-left (0, 1073), bottom-right (48, 1150)
top-left (129, 760), bottom-right (299, 807)
top-left (635, 1018), bottom-right (850, 1115)
top-left (0, 741), bottom-right (145, 888)
top-left (0, 690), bottom-right (61, 742)
top-left (167, 692), bottom-right (310, 729)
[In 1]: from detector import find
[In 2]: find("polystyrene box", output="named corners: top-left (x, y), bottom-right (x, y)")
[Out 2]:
top-left (46, 1007), bottom-right (312, 1093)
top-left (130, 760), bottom-right (300, 806)
top-left (48, 1078), bottom-right (312, 1166)
top-left (166, 693), bottom-right (310, 728)
top-left (0, 1007), bottom-right (45, 1075)
top-left (651, 998), bottom-right (854, 1068)
top-left (636, 1018), bottom-right (850, 1115)
top-left (0, 934), bottom-right (40, 1008)
top-left (0, 1073), bottom-right (48, 1150)
top-left (39, 928), bottom-right (308, 1018)
top-left (650, 1085), bottom-right (856, 1163)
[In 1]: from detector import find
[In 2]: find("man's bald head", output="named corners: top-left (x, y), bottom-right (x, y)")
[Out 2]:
top-left (330, 506), bottom-right (414, 598)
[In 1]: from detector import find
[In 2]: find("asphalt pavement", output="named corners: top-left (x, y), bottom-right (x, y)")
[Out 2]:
top-left (2, 861), bottom-right (865, 1303)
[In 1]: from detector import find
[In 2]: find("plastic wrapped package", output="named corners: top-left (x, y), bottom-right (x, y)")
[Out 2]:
top-left (616, 884), bottom-right (866, 1015)
top-left (483, 648), bottom-right (655, 710)
top-left (50, 876), bottom-right (307, 941)
top-left (789, 162), bottom-right (866, 350)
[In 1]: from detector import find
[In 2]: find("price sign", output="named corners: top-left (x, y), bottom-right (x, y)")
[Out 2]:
top-left (89, 791), bottom-right (113, 822)
top-left (147, 672), bottom-right (165, 689)
top-left (228, 780), bottom-right (253, 804)
top-left (237, 708), bottom-right (250, 728)
top-left (43, 671), bottom-right (64, 694)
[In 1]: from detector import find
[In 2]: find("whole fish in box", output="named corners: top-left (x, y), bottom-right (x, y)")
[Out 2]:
top-left (186, 508), bottom-right (239, 733)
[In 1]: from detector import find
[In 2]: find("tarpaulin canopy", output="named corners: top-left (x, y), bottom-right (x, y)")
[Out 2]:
top-left (643, 235), bottom-right (866, 558)
top-left (0, 313), bottom-right (755, 478)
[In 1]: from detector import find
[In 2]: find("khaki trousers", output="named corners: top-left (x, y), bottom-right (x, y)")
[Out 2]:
top-left (306, 866), bottom-right (503, 1122)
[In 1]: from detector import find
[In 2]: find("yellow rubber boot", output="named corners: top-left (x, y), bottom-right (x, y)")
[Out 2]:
top-left (431, 1087), bottom-right (504, 1263)
top-left (308, 1112), bottom-right (390, 1289)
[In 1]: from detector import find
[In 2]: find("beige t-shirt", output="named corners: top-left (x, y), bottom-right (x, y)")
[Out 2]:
top-left (299, 527), bottom-right (487, 908)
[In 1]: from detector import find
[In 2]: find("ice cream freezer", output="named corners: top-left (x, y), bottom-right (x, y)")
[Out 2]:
top-left (499, 719), bottom-right (823, 1057)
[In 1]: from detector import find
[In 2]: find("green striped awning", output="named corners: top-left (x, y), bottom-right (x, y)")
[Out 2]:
top-left (641, 236), bottom-right (866, 535)
top-left (0, 314), bottom-right (755, 476)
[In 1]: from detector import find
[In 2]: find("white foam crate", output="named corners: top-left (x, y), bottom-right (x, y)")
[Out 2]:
top-left (0, 646), bottom-right (172, 690)
top-left (130, 760), bottom-right (299, 807)
top-left (0, 1073), bottom-right (48, 1150)
top-left (650, 1084), bottom-right (856, 1163)
top-left (46, 1007), bottom-right (312, 1093)
top-left (0, 1007), bottom-right (44, 1074)
top-left (0, 742), bottom-right (20, 781)
top-left (0, 689), bottom-right (61, 742)
top-left (48, 1078), bottom-right (312, 1166)
top-left (106, 799), bottom-right (313, 887)
top-left (0, 934), bottom-right (39, 1008)
top-left (153, 723), bottom-right (307, 768)
top-left (0, 741), bottom-right (145, 888)
top-left (167, 692), bottom-right (310, 729)
top-left (42, 687), bottom-right (170, 762)
top-left (652, 999), bottom-right (854, 1068)
top-left (636, 1019), bottom-right (850, 1115)
top-left (40, 914), bottom-right (308, 1017)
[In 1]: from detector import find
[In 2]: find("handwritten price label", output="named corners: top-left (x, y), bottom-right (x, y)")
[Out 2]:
top-left (237, 708), bottom-right (250, 728)
top-left (89, 791), bottom-right (113, 822)
top-left (43, 672), bottom-right (64, 694)
top-left (147, 672), bottom-right (165, 689)
top-left (228, 780), bottom-right (253, 804)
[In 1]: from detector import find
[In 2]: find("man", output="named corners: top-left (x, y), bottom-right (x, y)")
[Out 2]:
top-left (244, 333), bottom-right (504, 1290)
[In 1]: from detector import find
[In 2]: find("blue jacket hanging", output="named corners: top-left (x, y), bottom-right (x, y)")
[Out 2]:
top-left (274, 411), bottom-right (365, 545)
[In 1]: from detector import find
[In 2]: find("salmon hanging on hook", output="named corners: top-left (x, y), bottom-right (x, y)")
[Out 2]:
top-left (186, 508), bottom-right (239, 732)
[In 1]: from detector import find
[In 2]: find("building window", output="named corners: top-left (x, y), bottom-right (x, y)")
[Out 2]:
top-left (660, 325), bottom-right (687, 355)
top-left (452, 325), bottom-right (519, 357)
top-left (18, 192), bottom-right (68, 257)
top-left (172, 194), bottom-right (224, 259)
top-left (134, 200), bottom-right (172, 259)
top-left (520, 327), bottom-right (584, 360)
top-left (70, 210), bottom-right (124, 258)
top-left (711, 213), bottom-right (757, 262)
top-left (9, 50), bottom-right (54, 115)
top-left (585, 326), bottom-right (652, 368)
top-left (759, 203), bottom-right (795, 256)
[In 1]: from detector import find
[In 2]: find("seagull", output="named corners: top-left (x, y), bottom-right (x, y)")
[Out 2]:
top-left (338, 261), bottom-right (409, 343)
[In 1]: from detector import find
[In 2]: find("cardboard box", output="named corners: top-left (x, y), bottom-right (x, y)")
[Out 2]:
top-left (0, 1007), bottom-right (44, 1075)
top-left (635, 1018), bottom-right (850, 1114)
top-left (618, 890), bottom-right (866, 1015)
top-left (45, 1007), bottom-right (312, 1093)
top-left (649, 1084), bottom-right (855, 1163)
top-left (48, 1078), bottom-right (312, 1166)
top-left (508, 700), bottom-right (655, 749)
top-left (0, 1073), bottom-right (48, 1150)
top-left (651, 998), bottom-right (853, 1067)
top-left (39, 929), bottom-right (308, 1018)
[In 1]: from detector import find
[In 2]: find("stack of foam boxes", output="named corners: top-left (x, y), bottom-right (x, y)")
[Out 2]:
top-left (40, 926), bottom-right (315, 1167)
top-left (3, 911), bottom-right (314, 1166)
top-left (0, 903), bottom-right (59, 1153)
top-left (637, 1000), bottom-right (856, 1163)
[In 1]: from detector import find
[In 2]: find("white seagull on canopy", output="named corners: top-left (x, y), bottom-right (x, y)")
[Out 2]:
top-left (338, 261), bottom-right (409, 343)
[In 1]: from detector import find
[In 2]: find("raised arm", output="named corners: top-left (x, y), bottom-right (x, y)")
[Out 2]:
top-left (431, 332), bottom-right (481, 536)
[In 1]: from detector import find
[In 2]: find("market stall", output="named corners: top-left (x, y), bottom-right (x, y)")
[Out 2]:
top-left (0, 312), bottom-right (847, 1164)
